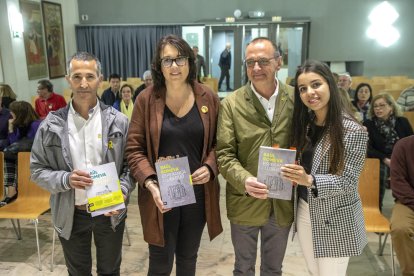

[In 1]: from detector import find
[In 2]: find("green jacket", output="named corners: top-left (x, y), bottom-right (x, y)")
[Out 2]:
top-left (217, 81), bottom-right (294, 227)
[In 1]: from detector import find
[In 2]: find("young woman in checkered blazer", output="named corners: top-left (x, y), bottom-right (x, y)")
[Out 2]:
top-left (281, 60), bottom-right (368, 276)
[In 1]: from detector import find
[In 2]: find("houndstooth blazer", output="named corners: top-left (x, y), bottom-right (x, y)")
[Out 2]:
top-left (294, 115), bottom-right (369, 258)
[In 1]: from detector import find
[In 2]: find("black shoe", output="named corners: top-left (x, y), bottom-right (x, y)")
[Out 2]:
top-left (0, 194), bottom-right (18, 206)
top-left (226, 87), bottom-right (233, 91)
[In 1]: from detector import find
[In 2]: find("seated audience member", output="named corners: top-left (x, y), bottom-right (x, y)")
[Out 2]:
top-left (0, 84), bottom-right (17, 108)
top-left (101, 73), bottom-right (121, 106)
top-left (338, 72), bottom-right (355, 99)
top-left (352, 83), bottom-right (373, 122)
top-left (397, 86), bottom-right (414, 111)
top-left (0, 96), bottom-right (12, 150)
top-left (133, 70), bottom-right (153, 102)
top-left (1, 101), bottom-right (41, 206)
top-left (35, 79), bottom-right (67, 119)
top-left (390, 135), bottom-right (414, 276)
top-left (364, 93), bottom-right (413, 211)
top-left (113, 83), bottom-right (134, 121)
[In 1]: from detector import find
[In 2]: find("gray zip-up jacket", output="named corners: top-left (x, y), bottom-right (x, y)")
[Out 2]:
top-left (30, 101), bottom-right (135, 240)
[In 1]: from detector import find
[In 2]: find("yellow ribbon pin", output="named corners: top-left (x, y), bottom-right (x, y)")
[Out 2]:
top-left (201, 106), bottom-right (208, 113)
top-left (108, 140), bottom-right (113, 149)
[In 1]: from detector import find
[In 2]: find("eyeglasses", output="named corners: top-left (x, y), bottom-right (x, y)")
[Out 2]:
top-left (373, 103), bottom-right (389, 109)
top-left (161, 56), bottom-right (188, 68)
top-left (70, 74), bottom-right (98, 84)
top-left (244, 56), bottom-right (278, 68)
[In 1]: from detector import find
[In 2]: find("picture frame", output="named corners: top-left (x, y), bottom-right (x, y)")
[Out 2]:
top-left (41, 1), bottom-right (67, 79)
top-left (20, 0), bottom-right (48, 80)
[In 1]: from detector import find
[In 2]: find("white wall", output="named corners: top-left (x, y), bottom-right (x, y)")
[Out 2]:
top-left (0, 0), bottom-right (79, 102)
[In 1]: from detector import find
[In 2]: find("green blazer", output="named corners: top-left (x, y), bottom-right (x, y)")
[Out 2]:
top-left (217, 80), bottom-right (294, 227)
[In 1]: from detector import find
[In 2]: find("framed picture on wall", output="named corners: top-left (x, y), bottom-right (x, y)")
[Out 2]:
top-left (19, 0), bottom-right (48, 80)
top-left (42, 1), bottom-right (67, 79)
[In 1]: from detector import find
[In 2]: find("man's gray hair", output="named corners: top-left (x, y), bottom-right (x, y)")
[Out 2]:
top-left (67, 51), bottom-right (102, 76)
top-left (246, 37), bottom-right (280, 58)
top-left (143, 70), bottom-right (152, 80)
top-left (339, 72), bottom-right (352, 82)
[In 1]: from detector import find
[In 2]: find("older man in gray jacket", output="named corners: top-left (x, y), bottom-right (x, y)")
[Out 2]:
top-left (30, 52), bottom-right (134, 276)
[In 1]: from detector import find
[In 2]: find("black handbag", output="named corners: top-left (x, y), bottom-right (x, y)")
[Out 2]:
top-left (3, 137), bottom-right (34, 160)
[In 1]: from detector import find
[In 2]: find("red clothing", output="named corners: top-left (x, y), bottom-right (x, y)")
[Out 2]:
top-left (35, 92), bottom-right (67, 119)
top-left (390, 135), bottom-right (414, 211)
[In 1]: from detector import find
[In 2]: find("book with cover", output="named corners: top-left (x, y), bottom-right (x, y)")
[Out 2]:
top-left (85, 162), bottom-right (125, 217)
top-left (257, 146), bottom-right (296, 200)
top-left (155, 156), bottom-right (196, 208)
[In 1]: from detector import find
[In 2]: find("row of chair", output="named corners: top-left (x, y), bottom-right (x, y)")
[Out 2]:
top-left (351, 75), bottom-right (414, 91)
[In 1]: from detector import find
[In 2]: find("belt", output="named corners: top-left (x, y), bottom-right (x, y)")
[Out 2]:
top-left (75, 204), bottom-right (87, 211)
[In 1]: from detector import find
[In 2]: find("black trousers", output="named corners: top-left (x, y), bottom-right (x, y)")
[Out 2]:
top-left (148, 185), bottom-right (206, 276)
top-left (59, 208), bottom-right (125, 276)
top-left (218, 67), bottom-right (230, 90)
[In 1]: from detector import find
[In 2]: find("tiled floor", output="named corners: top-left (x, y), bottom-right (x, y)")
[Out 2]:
top-left (0, 176), bottom-right (398, 275)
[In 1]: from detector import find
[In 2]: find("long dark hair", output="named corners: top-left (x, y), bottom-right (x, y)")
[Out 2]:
top-left (151, 34), bottom-right (196, 94)
top-left (291, 60), bottom-right (346, 174)
top-left (9, 101), bottom-right (39, 128)
top-left (354, 82), bottom-right (373, 103)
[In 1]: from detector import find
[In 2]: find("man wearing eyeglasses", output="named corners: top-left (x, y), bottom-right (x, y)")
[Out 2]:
top-left (218, 42), bottom-right (232, 91)
top-left (217, 37), bottom-right (294, 275)
top-left (30, 51), bottom-right (134, 276)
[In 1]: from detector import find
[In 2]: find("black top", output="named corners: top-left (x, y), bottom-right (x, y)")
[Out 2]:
top-left (158, 103), bottom-right (204, 173)
top-left (298, 123), bottom-right (325, 202)
top-left (364, 116), bottom-right (413, 160)
top-left (133, 83), bottom-right (146, 103)
top-left (100, 88), bottom-right (120, 106)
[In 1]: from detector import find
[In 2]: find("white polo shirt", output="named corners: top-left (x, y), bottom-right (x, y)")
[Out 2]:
top-left (250, 79), bottom-right (279, 121)
top-left (68, 100), bottom-right (103, 205)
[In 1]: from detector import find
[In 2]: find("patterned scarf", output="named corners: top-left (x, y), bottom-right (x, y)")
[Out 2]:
top-left (374, 114), bottom-right (399, 152)
top-left (120, 100), bottom-right (133, 122)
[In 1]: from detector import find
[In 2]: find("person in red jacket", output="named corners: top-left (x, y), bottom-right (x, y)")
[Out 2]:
top-left (390, 135), bottom-right (414, 276)
top-left (35, 79), bottom-right (67, 119)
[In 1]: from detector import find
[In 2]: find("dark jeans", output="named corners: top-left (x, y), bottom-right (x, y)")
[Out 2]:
top-left (59, 208), bottom-right (125, 276)
top-left (218, 67), bottom-right (230, 90)
top-left (148, 185), bottom-right (206, 276)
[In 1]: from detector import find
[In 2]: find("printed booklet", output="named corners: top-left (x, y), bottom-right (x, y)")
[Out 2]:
top-left (257, 146), bottom-right (296, 200)
top-left (155, 156), bottom-right (195, 208)
top-left (85, 162), bottom-right (125, 217)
